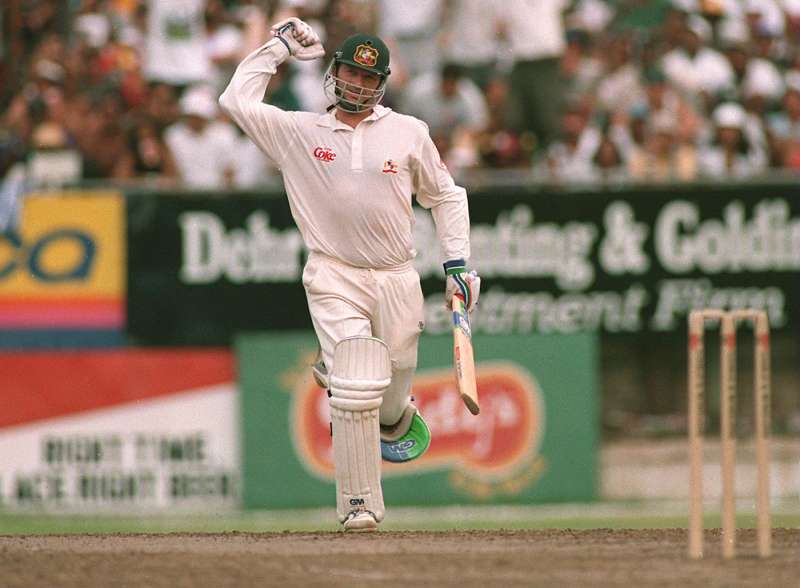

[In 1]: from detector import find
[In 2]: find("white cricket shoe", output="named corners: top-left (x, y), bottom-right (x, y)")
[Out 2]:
top-left (343, 510), bottom-right (378, 532)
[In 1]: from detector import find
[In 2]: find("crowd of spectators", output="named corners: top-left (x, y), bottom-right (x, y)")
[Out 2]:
top-left (4, 0), bottom-right (800, 193)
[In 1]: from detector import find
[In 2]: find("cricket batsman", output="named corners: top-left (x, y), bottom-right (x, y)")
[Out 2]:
top-left (219, 17), bottom-right (480, 531)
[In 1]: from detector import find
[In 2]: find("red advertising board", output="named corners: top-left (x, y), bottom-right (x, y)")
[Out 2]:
top-left (0, 350), bottom-right (238, 511)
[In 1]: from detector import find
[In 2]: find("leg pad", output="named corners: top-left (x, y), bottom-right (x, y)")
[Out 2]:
top-left (330, 337), bottom-right (391, 524)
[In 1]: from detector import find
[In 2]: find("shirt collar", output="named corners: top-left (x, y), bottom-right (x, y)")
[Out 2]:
top-left (316, 104), bottom-right (393, 129)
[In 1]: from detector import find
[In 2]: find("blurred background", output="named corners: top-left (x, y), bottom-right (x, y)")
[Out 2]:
top-left (1, 0), bottom-right (799, 529)
top-left (8, 0), bottom-right (800, 188)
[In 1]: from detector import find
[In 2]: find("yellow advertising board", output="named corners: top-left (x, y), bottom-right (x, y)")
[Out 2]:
top-left (0, 191), bottom-right (125, 329)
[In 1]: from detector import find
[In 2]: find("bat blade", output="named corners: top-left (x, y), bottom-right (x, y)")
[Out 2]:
top-left (452, 294), bottom-right (479, 415)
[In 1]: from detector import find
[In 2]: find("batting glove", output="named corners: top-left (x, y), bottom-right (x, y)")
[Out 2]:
top-left (444, 259), bottom-right (481, 313)
top-left (271, 17), bottom-right (325, 61)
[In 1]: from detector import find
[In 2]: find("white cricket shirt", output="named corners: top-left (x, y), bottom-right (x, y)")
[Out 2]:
top-left (219, 39), bottom-right (470, 269)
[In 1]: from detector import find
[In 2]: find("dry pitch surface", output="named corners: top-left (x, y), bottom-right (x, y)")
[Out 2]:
top-left (2, 529), bottom-right (799, 587)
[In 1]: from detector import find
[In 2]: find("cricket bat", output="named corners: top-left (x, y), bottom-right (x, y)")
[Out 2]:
top-left (452, 293), bottom-right (479, 415)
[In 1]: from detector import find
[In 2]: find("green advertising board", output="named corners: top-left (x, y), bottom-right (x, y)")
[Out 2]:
top-left (236, 331), bottom-right (598, 509)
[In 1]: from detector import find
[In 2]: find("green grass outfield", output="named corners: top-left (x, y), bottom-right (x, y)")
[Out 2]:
top-left (2, 501), bottom-right (800, 534)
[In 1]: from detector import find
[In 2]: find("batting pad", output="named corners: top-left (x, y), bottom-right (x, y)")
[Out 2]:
top-left (330, 336), bottom-right (391, 524)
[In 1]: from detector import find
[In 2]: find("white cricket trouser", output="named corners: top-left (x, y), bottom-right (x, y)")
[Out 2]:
top-left (302, 252), bottom-right (425, 426)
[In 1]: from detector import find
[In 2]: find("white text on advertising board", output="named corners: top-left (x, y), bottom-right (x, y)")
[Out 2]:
top-left (177, 199), bottom-right (800, 287)
top-left (179, 211), bottom-right (303, 283)
top-left (655, 200), bottom-right (800, 273)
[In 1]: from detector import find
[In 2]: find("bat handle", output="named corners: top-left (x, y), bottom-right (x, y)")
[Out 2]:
top-left (276, 22), bottom-right (295, 35)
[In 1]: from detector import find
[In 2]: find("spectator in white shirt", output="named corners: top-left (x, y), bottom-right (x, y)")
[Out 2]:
top-left (142, 0), bottom-right (213, 88)
top-left (165, 85), bottom-right (237, 188)
top-left (440, 0), bottom-right (501, 90)
top-left (744, 0), bottom-right (786, 39)
top-left (400, 63), bottom-right (489, 141)
top-left (784, 0), bottom-right (800, 36)
top-left (721, 35), bottom-right (783, 114)
top-left (638, 68), bottom-right (701, 143)
top-left (205, 0), bottom-right (245, 95)
top-left (750, 17), bottom-right (788, 63)
top-left (566, 0), bottom-right (614, 34)
top-left (766, 77), bottom-right (800, 166)
top-left (377, 0), bottom-right (443, 80)
top-left (498, 0), bottom-right (570, 150)
top-left (233, 131), bottom-right (279, 188)
top-left (595, 35), bottom-right (644, 116)
top-left (627, 111), bottom-right (699, 182)
top-left (536, 102), bottom-right (601, 183)
top-left (560, 29), bottom-right (604, 107)
top-left (591, 132), bottom-right (627, 183)
top-left (661, 14), bottom-right (735, 106)
top-left (400, 63), bottom-right (489, 171)
top-left (73, 0), bottom-right (112, 49)
top-left (744, 56), bottom-right (784, 110)
top-left (698, 101), bottom-right (767, 178)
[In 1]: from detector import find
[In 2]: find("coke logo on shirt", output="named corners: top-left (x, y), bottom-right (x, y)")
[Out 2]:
top-left (313, 146), bottom-right (336, 162)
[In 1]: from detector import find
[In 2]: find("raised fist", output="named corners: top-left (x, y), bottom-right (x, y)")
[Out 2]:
top-left (271, 17), bottom-right (325, 61)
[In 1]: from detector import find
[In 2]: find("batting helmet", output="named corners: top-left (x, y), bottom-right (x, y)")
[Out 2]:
top-left (333, 34), bottom-right (391, 78)
top-left (324, 33), bottom-right (391, 113)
